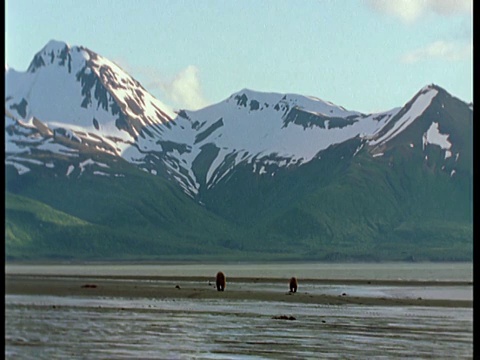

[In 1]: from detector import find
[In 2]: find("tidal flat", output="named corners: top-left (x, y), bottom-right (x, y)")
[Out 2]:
top-left (5, 262), bottom-right (473, 359)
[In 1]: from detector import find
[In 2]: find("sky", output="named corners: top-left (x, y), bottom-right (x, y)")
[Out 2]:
top-left (5, 0), bottom-right (473, 113)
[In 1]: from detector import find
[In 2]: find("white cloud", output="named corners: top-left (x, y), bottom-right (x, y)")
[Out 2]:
top-left (401, 40), bottom-right (472, 63)
top-left (366, 0), bottom-right (472, 23)
top-left (366, 0), bottom-right (425, 23)
top-left (160, 65), bottom-right (209, 111)
top-left (112, 59), bottom-right (209, 111)
top-left (427, 0), bottom-right (472, 15)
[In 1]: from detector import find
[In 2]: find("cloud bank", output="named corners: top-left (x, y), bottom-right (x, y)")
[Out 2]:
top-left (366, 0), bottom-right (472, 23)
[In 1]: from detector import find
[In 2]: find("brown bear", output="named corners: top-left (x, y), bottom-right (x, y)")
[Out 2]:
top-left (216, 271), bottom-right (226, 291)
top-left (289, 277), bottom-right (298, 293)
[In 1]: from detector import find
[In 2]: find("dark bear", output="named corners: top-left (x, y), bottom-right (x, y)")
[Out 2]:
top-left (289, 277), bottom-right (298, 293)
top-left (216, 271), bottom-right (226, 291)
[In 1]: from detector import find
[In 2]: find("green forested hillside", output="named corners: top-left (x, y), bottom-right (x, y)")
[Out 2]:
top-left (197, 136), bottom-right (472, 261)
top-left (5, 128), bottom-right (472, 262)
top-left (5, 161), bottom-right (247, 261)
top-left (5, 129), bottom-right (472, 262)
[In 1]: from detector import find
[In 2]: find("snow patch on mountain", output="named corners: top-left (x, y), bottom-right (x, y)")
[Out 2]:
top-left (78, 159), bottom-right (109, 176)
top-left (66, 165), bottom-right (75, 176)
top-left (8, 156), bottom-right (43, 166)
top-left (369, 88), bottom-right (438, 146)
top-left (36, 140), bottom-right (80, 156)
top-left (422, 122), bottom-right (452, 159)
top-left (5, 160), bottom-right (31, 175)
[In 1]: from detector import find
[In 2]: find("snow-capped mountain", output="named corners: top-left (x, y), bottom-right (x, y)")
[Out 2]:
top-left (159, 88), bottom-right (400, 196)
top-left (5, 41), bottom-right (472, 262)
top-left (5, 41), bottom-right (471, 200)
top-left (5, 40), bottom-right (174, 158)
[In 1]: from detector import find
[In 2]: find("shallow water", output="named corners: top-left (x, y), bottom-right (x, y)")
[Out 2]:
top-left (5, 294), bottom-right (472, 359)
top-left (5, 262), bottom-right (473, 359)
top-left (5, 262), bottom-right (473, 281)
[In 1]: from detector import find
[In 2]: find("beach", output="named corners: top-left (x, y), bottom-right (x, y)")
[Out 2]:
top-left (5, 274), bottom-right (473, 308)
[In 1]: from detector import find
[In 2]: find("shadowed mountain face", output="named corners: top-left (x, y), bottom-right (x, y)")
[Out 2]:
top-left (4, 41), bottom-right (473, 261)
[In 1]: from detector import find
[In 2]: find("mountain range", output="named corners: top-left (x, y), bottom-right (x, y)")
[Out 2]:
top-left (5, 40), bottom-right (473, 261)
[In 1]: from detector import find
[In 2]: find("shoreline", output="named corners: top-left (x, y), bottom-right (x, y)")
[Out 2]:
top-left (4, 273), bottom-right (472, 286)
top-left (5, 274), bottom-right (472, 308)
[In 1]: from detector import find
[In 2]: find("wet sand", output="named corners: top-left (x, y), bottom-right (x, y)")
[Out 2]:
top-left (5, 274), bottom-right (472, 308)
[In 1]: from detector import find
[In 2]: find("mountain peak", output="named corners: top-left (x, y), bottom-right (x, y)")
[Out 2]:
top-left (27, 39), bottom-right (89, 74)
top-left (418, 83), bottom-right (449, 96)
top-left (7, 40), bottom-right (175, 141)
top-left (42, 39), bottom-right (70, 53)
top-left (421, 83), bottom-right (436, 91)
top-left (368, 83), bottom-right (460, 148)
top-left (415, 83), bottom-right (470, 107)
top-left (224, 88), bottom-right (361, 119)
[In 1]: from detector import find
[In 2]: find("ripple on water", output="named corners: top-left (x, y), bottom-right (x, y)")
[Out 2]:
top-left (5, 295), bottom-right (473, 359)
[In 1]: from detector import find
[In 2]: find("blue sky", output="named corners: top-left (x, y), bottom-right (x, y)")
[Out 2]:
top-left (5, 0), bottom-right (472, 113)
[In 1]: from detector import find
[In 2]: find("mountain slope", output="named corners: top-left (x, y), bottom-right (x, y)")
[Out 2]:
top-left (4, 40), bottom-right (473, 261)
top-left (5, 158), bottom-right (250, 261)
top-left (172, 86), bottom-right (472, 261)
